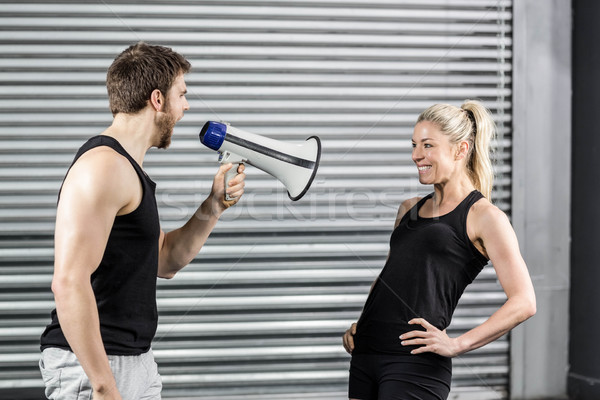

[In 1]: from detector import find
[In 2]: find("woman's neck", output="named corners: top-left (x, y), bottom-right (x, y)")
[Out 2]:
top-left (432, 176), bottom-right (475, 207)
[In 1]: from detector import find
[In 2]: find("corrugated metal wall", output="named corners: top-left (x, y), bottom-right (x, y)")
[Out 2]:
top-left (0, 1), bottom-right (512, 399)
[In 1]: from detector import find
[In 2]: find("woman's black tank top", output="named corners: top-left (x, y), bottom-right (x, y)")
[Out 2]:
top-left (40, 135), bottom-right (160, 355)
top-left (353, 190), bottom-right (489, 355)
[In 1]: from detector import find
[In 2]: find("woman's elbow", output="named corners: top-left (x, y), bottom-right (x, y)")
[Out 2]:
top-left (520, 295), bottom-right (537, 321)
top-left (527, 299), bottom-right (537, 319)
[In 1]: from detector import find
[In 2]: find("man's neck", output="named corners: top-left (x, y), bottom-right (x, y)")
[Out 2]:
top-left (101, 110), bottom-right (156, 166)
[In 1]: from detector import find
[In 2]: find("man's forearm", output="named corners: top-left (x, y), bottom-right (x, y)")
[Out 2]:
top-left (53, 280), bottom-right (118, 394)
top-left (158, 195), bottom-right (223, 278)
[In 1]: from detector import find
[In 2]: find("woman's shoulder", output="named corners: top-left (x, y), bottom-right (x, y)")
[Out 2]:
top-left (468, 195), bottom-right (511, 232)
top-left (467, 195), bottom-right (521, 261)
top-left (400, 196), bottom-right (422, 212)
top-left (471, 195), bottom-right (504, 217)
top-left (394, 196), bottom-right (423, 228)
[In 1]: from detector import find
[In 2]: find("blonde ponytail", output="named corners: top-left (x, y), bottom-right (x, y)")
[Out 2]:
top-left (460, 100), bottom-right (495, 200)
top-left (416, 100), bottom-right (496, 199)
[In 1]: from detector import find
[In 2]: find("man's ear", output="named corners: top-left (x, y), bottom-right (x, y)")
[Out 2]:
top-left (150, 89), bottom-right (164, 112)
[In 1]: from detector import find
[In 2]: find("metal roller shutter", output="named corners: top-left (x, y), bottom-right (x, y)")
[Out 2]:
top-left (0, 1), bottom-right (512, 399)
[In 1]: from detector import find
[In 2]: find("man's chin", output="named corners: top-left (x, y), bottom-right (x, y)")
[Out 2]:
top-left (157, 138), bottom-right (171, 149)
top-left (156, 131), bottom-right (173, 149)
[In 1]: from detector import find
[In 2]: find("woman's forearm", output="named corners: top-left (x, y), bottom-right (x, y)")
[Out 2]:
top-left (455, 294), bottom-right (536, 355)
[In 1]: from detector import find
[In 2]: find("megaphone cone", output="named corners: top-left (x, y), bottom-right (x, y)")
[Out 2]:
top-left (200, 121), bottom-right (321, 201)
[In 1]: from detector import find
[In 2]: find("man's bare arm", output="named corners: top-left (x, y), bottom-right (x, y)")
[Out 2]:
top-left (157, 163), bottom-right (245, 278)
top-left (52, 148), bottom-right (138, 399)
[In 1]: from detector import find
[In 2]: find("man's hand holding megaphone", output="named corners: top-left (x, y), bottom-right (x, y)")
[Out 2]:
top-left (206, 162), bottom-right (246, 215)
top-left (199, 121), bottom-right (321, 202)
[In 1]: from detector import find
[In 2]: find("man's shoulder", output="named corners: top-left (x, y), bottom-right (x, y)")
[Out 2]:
top-left (61, 145), bottom-right (140, 207)
top-left (71, 144), bottom-right (135, 179)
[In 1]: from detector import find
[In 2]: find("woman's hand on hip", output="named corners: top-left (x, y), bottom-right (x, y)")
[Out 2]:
top-left (400, 318), bottom-right (462, 358)
top-left (342, 322), bottom-right (357, 355)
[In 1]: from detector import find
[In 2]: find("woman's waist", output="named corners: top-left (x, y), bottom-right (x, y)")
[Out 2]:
top-left (356, 318), bottom-right (428, 336)
top-left (355, 317), bottom-right (453, 356)
top-left (353, 319), bottom-right (418, 354)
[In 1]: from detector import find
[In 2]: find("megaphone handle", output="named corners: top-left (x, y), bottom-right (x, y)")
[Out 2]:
top-left (219, 151), bottom-right (245, 201)
top-left (223, 165), bottom-right (239, 201)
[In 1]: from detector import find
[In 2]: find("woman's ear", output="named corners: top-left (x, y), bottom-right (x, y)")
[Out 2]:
top-left (455, 141), bottom-right (470, 160)
top-left (150, 89), bottom-right (164, 112)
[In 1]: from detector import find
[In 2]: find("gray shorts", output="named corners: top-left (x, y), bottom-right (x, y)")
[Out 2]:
top-left (39, 347), bottom-right (162, 400)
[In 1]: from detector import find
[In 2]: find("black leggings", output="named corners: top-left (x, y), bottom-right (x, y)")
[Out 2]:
top-left (348, 353), bottom-right (452, 400)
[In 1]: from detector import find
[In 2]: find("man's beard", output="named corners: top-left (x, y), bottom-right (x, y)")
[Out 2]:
top-left (156, 111), bottom-right (176, 149)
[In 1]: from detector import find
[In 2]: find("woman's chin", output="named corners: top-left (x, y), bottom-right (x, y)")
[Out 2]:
top-left (418, 176), bottom-right (432, 185)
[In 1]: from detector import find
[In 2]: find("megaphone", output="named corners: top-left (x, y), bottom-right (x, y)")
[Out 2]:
top-left (199, 121), bottom-right (321, 201)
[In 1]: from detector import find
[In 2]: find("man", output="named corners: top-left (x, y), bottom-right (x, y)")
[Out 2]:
top-left (39, 42), bottom-right (245, 400)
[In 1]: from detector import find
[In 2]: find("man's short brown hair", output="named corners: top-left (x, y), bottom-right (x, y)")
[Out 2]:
top-left (106, 42), bottom-right (191, 116)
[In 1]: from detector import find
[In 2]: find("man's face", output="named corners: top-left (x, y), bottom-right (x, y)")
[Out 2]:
top-left (156, 108), bottom-right (176, 149)
top-left (155, 73), bottom-right (189, 149)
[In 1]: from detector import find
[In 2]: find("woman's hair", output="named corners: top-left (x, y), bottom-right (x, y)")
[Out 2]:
top-left (106, 42), bottom-right (191, 116)
top-left (416, 100), bottom-right (496, 199)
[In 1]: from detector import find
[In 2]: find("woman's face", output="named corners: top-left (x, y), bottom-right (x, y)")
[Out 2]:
top-left (411, 121), bottom-right (464, 186)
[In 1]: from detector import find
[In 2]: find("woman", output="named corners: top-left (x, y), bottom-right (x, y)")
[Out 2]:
top-left (342, 100), bottom-right (536, 400)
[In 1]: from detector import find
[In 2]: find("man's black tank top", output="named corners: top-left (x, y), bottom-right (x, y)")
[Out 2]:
top-left (40, 135), bottom-right (160, 355)
top-left (353, 190), bottom-right (489, 355)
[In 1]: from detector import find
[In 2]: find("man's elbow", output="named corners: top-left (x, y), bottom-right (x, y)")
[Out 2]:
top-left (51, 274), bottom-right (84, 303)
top-left (51, 275), bottom-right (70, 298)
top-left (157, 257), bottom-right (188, 279)
top-left (158, 268), bottom-right (177, 280)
